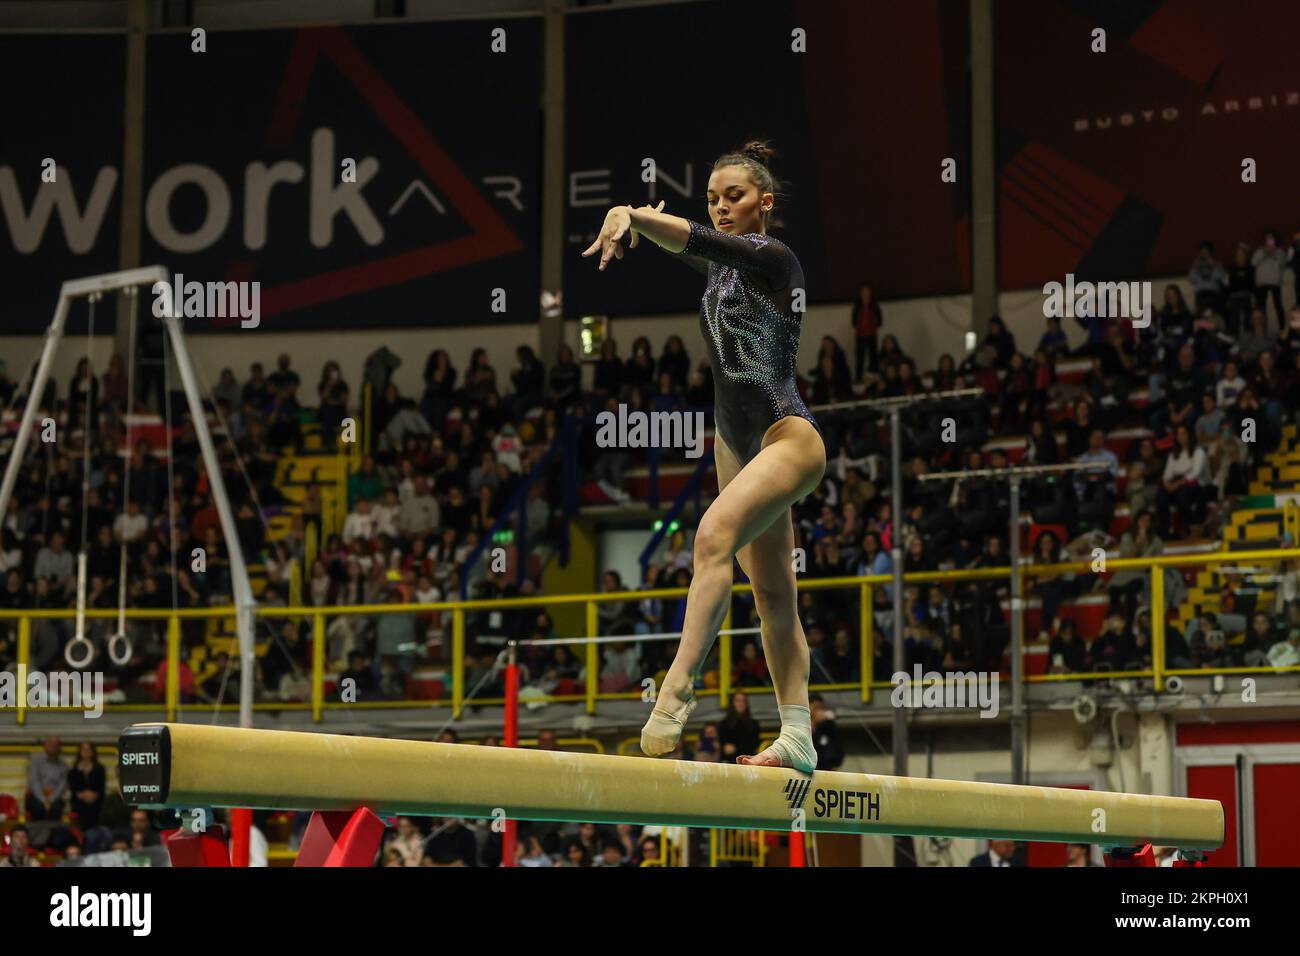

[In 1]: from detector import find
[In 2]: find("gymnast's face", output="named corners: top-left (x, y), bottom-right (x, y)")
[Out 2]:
top-left (706, 167), bottom-right (771, 235)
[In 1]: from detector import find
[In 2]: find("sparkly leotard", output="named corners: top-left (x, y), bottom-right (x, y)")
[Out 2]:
top-left (676, 219), bottom-right (820, 462)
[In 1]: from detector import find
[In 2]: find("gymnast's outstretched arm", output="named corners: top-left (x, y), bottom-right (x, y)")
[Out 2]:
top-left (583, 202), bottom-right (690, 270)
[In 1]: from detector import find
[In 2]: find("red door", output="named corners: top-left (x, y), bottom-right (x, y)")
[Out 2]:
top-left (1185, 764), bottom-right (1238, 867)
top-left (1252, 762), bottom-right (1300, 867)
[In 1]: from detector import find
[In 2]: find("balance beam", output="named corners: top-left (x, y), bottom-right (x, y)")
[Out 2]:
top-left (118, 723), bottom-right (1223, 849)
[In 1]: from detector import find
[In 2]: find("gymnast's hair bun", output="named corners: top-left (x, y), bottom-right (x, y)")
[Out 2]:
top-left (742, 140), bottom-right (774, 166)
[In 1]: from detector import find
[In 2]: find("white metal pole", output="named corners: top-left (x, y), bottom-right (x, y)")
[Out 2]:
top-left (0, 295), bottom-right (71, 522)
top-left (159, 305), bottom-right (257, 731)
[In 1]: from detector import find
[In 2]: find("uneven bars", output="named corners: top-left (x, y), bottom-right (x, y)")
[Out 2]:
top-left (119, 724), bottom-right (1224, 849)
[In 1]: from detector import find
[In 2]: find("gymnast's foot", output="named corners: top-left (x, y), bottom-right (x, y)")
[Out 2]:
top-left (640, 682), bottom-right (697, 756)
top-left (737, 704), bottom-right (817, 774)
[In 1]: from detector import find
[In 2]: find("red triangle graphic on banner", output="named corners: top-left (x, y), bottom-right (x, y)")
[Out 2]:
top-left (242, 26), bottom-right (523, 319)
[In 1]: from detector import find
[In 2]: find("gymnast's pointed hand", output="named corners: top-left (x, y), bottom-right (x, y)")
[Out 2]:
top-left (582, 201), bottom-right (665, 270)
top-left (582, 205), bottom-right (633, 271)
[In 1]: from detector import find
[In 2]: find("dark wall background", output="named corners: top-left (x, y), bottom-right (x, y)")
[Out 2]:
top-left (5, 0), bottom-right (1296, 332)
top-left (1, 21), bottom-right (543, 333)
top-left (563, 0), bottom-right (973, 318)
top-left (996, 0), bottom-right (1300, 288)
top-left (0, 34), bottom-right (125, 333)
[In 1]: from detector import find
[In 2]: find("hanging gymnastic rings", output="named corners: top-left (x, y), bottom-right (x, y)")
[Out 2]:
top-left (65, 634), bottom-right (95, 670)
top-left (108, 631), bottom-right (133, 666)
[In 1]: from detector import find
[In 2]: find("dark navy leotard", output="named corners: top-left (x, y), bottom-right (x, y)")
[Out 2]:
top-left (675, 219), bottom-right (820, 462)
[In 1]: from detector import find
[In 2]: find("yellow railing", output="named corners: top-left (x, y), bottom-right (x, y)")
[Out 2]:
top-left (3, 547), bottom-right (1299, 725)
top-left (710, 828), bottom-right (766, 867)
top-left (334, 450), bottom-right (349, 523)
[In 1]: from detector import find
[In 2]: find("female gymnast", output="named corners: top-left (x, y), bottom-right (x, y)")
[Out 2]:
top-left (581, 141), bottom-right (826, 772)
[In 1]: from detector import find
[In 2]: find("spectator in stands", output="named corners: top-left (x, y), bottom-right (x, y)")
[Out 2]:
top-left (342, 498), bottom-right (375, 545)
top-left (969, 839), bottom-right (1019, 867)
top-left (1225, 243), bottom-right (1256, 335)
top-left (1188, 613), bottom-right (1232, 668)
top-left (347, 455), bottom-right (383, 507)
top-left (26, 736), bottom-right (69, 821)
top-left (823, 628), bottom-right (858, 682)
top-left (1074, 428), bottom-right (1120, 494)
top-left (1193, 391), bottom-right (1224, 448)
top-left (420, 348), bottom-right (457, 427)
top-left (338, 650), bottom-right (379, 699)
top-left (0, 826), bottom-right (41, 867)
top-left (660, 528), bottom-right (691, 574)
top-left (1064, 844), bottom-right (1096, 867)
top-left (1237, 309), bottom-right (1277, 363)
top-left (1216, 359), bottom-right (1246, 408)
top-left (810, 695), bottom-right (845, 771)
top-left (369, 488), bottom-right (399, 538)
top-left (1038, 315), bottom-right (1069, 359)
top-left (856, 531), bottom-right (891, 579)
top-left (493, 423), bottom-right (524, 474)
top-left (1000, 352), bottom-right (1034, 432)
top-left (1267, 627), bottom-right (1300, 668)
top-left (241, 358), bottom-right (271, 411)
top-left (981, 315), bottom-right (1016, 369)
top-left (1089, 612), bottom-right (1131, 671)
top-left (375, 587), bottom-right (418, 698)
top-left (508, 345), bottom-right (545, 419)
top-left (877, 334), bottom-right (907, 372)
top-left (718, 691), bottom-right (759, 764)
top-left (851, 281), bottom-right (883, 380)
top-left (1188, 241), bottom-right (1227, 313)
top-left (1155, 361), bottom-right (1199, 445)
top-left (600, 640), bottom-right (639, 693)
top-left (1252, 229), bottom-right (1287, 327)
top-left (396, 477), bottom-right (439, 538)
top-left (811, 350), bottom-right (851, 406)
top-left (67, 741), bottom-right (106, 831)
top-left (625, 336), bottom-right (656, 392)
top-left (596, 570), bottom-right (637, 636)
top-left (592, 339), bottom-right (623, 404)
top-left (558, 841), bottom-right (592, 867)
top-left (317, 364), bottom-right (350, 448)
top-left (267, 353), bottom-right (301, 394)
top-left (594, 840), bottom-right (629, 867)
top-left (1025, 417), bottom-right (1060, 466)
top-left (427, 818), bottom-right (478, 866)
top-left (387, 817), bottom-right (425, 867)
top-left (651, 334), bottom-right (688, 391)
top-left (547, 344), bottom-right (582, 411)
top-left (1239, 612), bottom-right (1276, 668)
top-left (266, 379), bottom-right (303, 453)
top-left (1108, 510), bottom-right (1162, 615)
top-left (733, 640), bottom-right (769, 687)
top-left (1157, 424), bottom-right (1210, 537)
top-left (1030, 530), bottom-right (1071, 638)
top-left (464, 347), bottom-right (498, 406)
top-left (33, 531), bottom-right (75, 598)
top-left (1048, 618), bottom-right (1085, 674)
top-left (211, 367), bottom-right (240, 411)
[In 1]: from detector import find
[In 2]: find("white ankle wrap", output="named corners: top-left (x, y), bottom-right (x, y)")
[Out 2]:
top-left (768, 704), bottom-right (818, 773)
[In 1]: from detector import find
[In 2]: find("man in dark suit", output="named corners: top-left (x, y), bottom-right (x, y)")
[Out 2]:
top-left (969, 839), bottom-right (1020, 867)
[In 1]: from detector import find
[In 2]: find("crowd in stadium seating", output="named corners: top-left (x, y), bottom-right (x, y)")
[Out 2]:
top-left (5, 235), bottom-right (1300, 866)
top-left (5, 238), bottom-right (1300, 710)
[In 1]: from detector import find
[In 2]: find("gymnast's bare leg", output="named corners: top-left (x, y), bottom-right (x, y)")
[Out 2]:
top-left (640, 417), bottom-right (825, 770)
